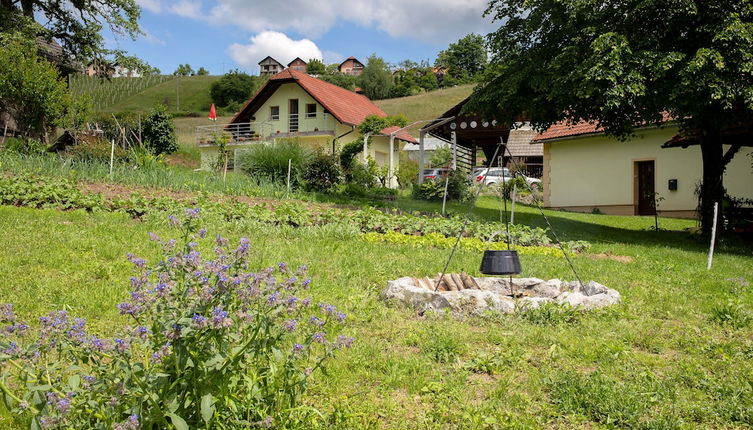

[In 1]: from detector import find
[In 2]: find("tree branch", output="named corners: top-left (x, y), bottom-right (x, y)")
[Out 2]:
top-left (721, 143), bottom-right (741, 167)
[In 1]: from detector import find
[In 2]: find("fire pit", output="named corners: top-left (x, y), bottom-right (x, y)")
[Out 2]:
top-left (382, 274), bottom-right (621, 315)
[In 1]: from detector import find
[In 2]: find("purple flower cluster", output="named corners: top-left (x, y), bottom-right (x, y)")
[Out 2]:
top-left (210, 307), bottom-right (232, 329)
top-left (113, 415), bottom-right (139, 430)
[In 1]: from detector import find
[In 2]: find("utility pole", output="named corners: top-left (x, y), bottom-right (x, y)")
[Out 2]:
top-left (176, 75), bottom-right (180, 112)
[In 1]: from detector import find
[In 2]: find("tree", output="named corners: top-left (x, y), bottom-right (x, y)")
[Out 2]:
top-left (196, 67), bottom-right (209, 76)
top-left (0, 34), bottom-right (72, 142)
top-left (435, 34), bottom-right (487, 80)
top-left (210, 70), bottom-right (258, 107)
top-left (141, 104), bottom-right (176, 155)
top-left (469, 0), bottom-right (753, 234)
top-left (173, 64), bottom-right (194, 76)
top-left (0, 0), bottom-right (139, 63)
top-left (306, 59), bottom-right (326, 75)
top-left (357, 55), bottom-right (393, 100)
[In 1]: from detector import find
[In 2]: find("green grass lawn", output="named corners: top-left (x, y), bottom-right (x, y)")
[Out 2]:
top-left (102, 75), bottom-right (221, 114)
top-left (1, 191), bottom-right (752, 428)
top-left (375, 85), bottom-right (474, 123)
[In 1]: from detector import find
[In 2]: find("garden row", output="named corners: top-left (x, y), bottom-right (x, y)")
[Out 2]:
top-left (0, 174), bottom-right (584, 250)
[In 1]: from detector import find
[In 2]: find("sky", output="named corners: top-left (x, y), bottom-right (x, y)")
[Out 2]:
top-left (105, 0), bottom-right (498, 75)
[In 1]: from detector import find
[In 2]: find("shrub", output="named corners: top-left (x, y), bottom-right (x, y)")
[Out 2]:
top-left (3, 137), bottom-right (47, 155)
top-left (348, 161), bottom-right (378, 188)
top-left (396, 156), bottom-right (418, 189)
top-left (517, 302), bottom-right (580, 325)
top-left (412, 170), bottom-right (470, 201)
top-left (0, 211), bottom-right (352, 429)
top-left (66, 140), bottom-right (132, 164)
top-left (303, 152), bottom-right (341, 192)
top-left (142, 105), bottom-right (177, 155)
top-left (210, 70), bottom-right (259, 107)
top-left (239, 140), bottom-right (311, 185)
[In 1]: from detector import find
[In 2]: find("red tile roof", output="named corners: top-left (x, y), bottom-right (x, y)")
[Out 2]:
top-left (232, 69), bottom-right (417, 143)
top-left (532, 113), bottom-right (674, 142)
top-left (531, 121), bottom-right (603, 142)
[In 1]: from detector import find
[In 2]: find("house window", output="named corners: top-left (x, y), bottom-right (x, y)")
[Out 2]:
top-left (270, 106), bottom-right (279, 121)
top-left (306, 104), bottom-right (317, 118)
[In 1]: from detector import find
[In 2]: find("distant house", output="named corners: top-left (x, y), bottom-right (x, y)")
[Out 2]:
top-left (287, 57), bottom-right (307, 73)
top-left (402, 136), bottom-right (448, 162)
top-left (339, 57), bottom-right (364, 76)
top-left (196, 69), bottom-right (417, 187)
top-left (533, 121), bottom-right (753, 217)
top-left (84, 62), bottom-right (141, 78)
top-left (258, 56), bottom-right (284, 76)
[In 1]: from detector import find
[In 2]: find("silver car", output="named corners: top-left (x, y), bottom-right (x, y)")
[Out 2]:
top-left (474, 167), bottom-right (541, 187)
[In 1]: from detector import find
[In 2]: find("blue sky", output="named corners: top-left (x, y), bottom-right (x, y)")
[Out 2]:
top-left (107, 0), bottom-right (497, 75)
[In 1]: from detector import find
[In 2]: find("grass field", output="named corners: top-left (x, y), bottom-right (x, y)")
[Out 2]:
top-left (102, 75), bottom-right (221, 114)
top-left (375, 85), bottom-right (475, 122)
top-left (1, 168), bottom-right (752, 428)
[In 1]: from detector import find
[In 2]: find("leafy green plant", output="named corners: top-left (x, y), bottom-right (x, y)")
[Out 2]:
top-left (0, 210), bottom-right (352, 428)
top-left (141, 104), bottom-right (177, 155)
top-left (303, 152), bottom-right (341, 192)
top-left (709, 301), bottom-right (753, 329)
top-left (421, 326), bottom-right (464, 363)
top-left (3, 137), bottom-right (47, 156)
top-left (66, 140), bottom-right (133, 164)
top-left (239, 139), bottom-right (311, 185)
top-left (517, 302), bottom-right (580, 326)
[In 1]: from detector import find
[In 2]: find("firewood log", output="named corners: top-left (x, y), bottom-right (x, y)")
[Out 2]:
top-left (451, 273), bottom-right (465, 290)
top-left (461, 272), bottom-right (482, 290)
top-left (442, 274), bottom-right (459, 291)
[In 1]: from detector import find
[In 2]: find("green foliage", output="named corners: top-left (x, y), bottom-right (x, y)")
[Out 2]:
top-left (173, 64), bottom-right (194, 76)
top-left (339, 140), bottom-right (364, 171)
top-left (391, 67), bottom-right (439, 97)
top-left (69, 75), bottom-right (177, 111)
top-left (348, 161), bottom-right (378, 188)
top-left (357, 55), bottom-right (394, 100)
top-left (517, 302), bottom-right (580, 325)
top-left (430, 146), bottom-right (452, 167)
top-left (0, 213), bottom-right (351, 428)
top-left (0, 35), bottom-right (72, 140)
top-left (420, 324), bottom-right (464, 363)
top-left (3, 137), bottom-right (47, 156)
top-left (1, 0), bottom-right (140, 64)
top-left (196, 67), bottom-right (209, 76)
top-left (413, 170), bottom-right (471, 202)
top-left (396, 156), bottom-right (418, 189)
top-left (239, 139), bottom-right (311, 185)
top-left (66, 140), bottom-right (132, 164)
top-left (357, 114), bottom-right (409, 136)
top-left (709, 301), bottom-right (753, 329)
top-left (303, 152), bottom-right (341, 192)
top-left (141, 104), bottom-right (177, 155)
top-left (319, 69), bottom-right (357, 91)
top-left (209, 70), bottom-right (258, 108)
top-left (435, 34), bottom-right (488, 81)
top-left (306, 59), bottom-right (326, 75)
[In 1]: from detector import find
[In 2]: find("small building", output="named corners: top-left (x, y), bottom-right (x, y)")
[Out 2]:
top-left (533, 121), bottom-right (753, 217)
top-left (196, 69), bottom-right (416, 187)
top-left (258, 56), bottom-right (284, 77)
top-left (339, 57), bottom-right (364, 76)
top-left (84, 63), bottom-right (141, 78)
top-left (402, 136), bottom-right (448, 162)
top-left (287, 57), bottom-right (307, 73)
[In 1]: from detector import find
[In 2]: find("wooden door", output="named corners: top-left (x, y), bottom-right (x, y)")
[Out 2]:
top-left (288, 99), bottom-right (299, 132)
top-left (636, 160), bottom-right (656, 215)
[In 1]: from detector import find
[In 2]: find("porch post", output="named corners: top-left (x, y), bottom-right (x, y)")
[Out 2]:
top-left (363, 133), bottom-right (369, 164)
top-left (388, 134), bottom-right (395, 188)
top-left (418, 130), bottom-right (425, 184)
top-left (451, 131), bottom-right (457, 170)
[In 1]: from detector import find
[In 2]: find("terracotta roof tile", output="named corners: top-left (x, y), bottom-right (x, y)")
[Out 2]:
top-left (532, 113), bottom-right (674, 142)
top-left (234, 69), bottom-right (416, 143)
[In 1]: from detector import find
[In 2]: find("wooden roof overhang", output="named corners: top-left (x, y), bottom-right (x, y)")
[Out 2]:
top-left (423, 97), bottom-right (519, 149)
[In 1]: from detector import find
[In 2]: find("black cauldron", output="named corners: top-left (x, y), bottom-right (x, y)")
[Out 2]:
top-left (480, 250), bottom-right (522, 275)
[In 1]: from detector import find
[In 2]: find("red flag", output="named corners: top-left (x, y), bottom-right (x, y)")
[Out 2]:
top-left (208, 103), bottom-right (217, 121)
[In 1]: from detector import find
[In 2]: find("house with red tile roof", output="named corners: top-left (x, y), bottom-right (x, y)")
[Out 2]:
top-left (197, 69), bottom-right (417, 187)
top-left (339, 57), bottom-right (364, 76)
top-left (531, 119), bottom-right (753, 217)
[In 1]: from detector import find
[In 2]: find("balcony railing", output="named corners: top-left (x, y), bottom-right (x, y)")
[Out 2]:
top-left (195, 113), bottom-right (337, 146)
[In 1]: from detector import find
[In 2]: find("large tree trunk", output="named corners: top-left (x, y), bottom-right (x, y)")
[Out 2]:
top-left (698, 126), bottom-right (725, 235)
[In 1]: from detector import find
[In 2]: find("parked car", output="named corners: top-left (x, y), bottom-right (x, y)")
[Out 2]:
top-left (420, 168), bottom-right (450, 181)
top-left (474, 167), bottom-right (541, 187)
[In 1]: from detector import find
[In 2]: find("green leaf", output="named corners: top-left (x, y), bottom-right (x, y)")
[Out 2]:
top-left (166, 412), bottom-right (189, 430)
top-left (67, 374), bottom-right (80, 390)
top-left (201, 394), bottom-right (216, 423)
top-left (30, 417), bottom-right (41, 430)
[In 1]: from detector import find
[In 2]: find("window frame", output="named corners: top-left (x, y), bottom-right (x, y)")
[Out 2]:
top-left (305, 103), bottom-right (317, 119)
top-left (270, 106), bottom-right (280, 121)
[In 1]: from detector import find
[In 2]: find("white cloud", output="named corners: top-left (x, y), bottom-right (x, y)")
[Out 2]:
top-left (207, 0), bottom-right (495, 44)
top-left (136, 0), bottom-right (162, 14)
top-left (141, 28), bottom-right (167, 46)
top-left (169, 0), bottom-right (203, 19)
top-left (227, 31), bottom-right (323, 71)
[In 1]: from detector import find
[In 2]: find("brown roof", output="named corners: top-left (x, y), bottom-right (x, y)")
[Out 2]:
top-left (287, 57), bottom-right (306, 66)
top-left (532, 113), bottom-right (674, 143)
top-left (339, 56), bottom-right (363, 67)
top-left (506, 128), bottom-right (542, 156)
top-left (231, 69), bottom-right (417, 143)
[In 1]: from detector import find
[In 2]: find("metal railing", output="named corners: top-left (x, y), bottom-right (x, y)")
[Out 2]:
top-left (195, 113), bottom-right (337, 146)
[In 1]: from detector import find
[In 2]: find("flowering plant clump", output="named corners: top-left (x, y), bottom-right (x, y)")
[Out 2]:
top-left (0, 209), bottom-right (352, 429)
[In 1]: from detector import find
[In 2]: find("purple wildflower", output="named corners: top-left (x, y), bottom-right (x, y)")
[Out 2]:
top-left (336, 312), bottom-right (347, 322)
top-left (235, 237), bottom-right (250, 256)
top-left (292, 343), bottom-right (304, 354)
top-left (198, 228), bottom-right (207, 238)
top-left (185, 207), bottom-right (200, 219)
top-left (148, 232), bottom-right (160, 242)
top-left (277, 262), bottom-right (288, 273)
top-left (3, 322), bottom-right (29, 335)
top-left (114, 338), bottom-right (130, 354)
top-left (126, 253), bottom-right (146, 268)
top-left (312, 331), bottom-right (325, 343)
top-left (134, 326), bottom-right (148, 341)
top-left (267, 292), bottom-right (280, 306)
top-left (302, 278), bottom-right (311, 289)
top-left (151, 343), bottom-right (171, 363)
top-left (214, 234), bottom-right (229, 247)
top-left (308, 316), bottom-right (324, 327)
top-left (302, 297), bottom-right (312, 307)
top-left (335, 336), bottom-right (355, 349)
top-left (168, 215), bottom-right (180, 226)
top-left (282, 319), bottom-right (297, 333)
top-left (210, 307), bottom-right (232, 329)
top-left (117, 302), bottom-right (140, 316)
top-left (0, 304), bottom-right (15, 322)
top-left (192, 314), bottom-right (207, 328)
top-left (82, 375), bottom-right (95, 389)
top-left (2, 341), bottom-right (19, 356)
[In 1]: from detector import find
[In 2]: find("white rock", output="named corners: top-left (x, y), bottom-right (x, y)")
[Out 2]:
top-left (583, 281), bottom-right (609, 296)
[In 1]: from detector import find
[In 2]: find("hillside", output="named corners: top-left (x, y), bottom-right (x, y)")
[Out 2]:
top-left (102, 75), bottom-right (221, 113)
top-left (375, 84), bottom-right (474, 122)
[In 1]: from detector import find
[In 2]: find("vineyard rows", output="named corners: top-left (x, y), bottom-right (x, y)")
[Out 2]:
top-left (69, 75), bottom-right (177, 110)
